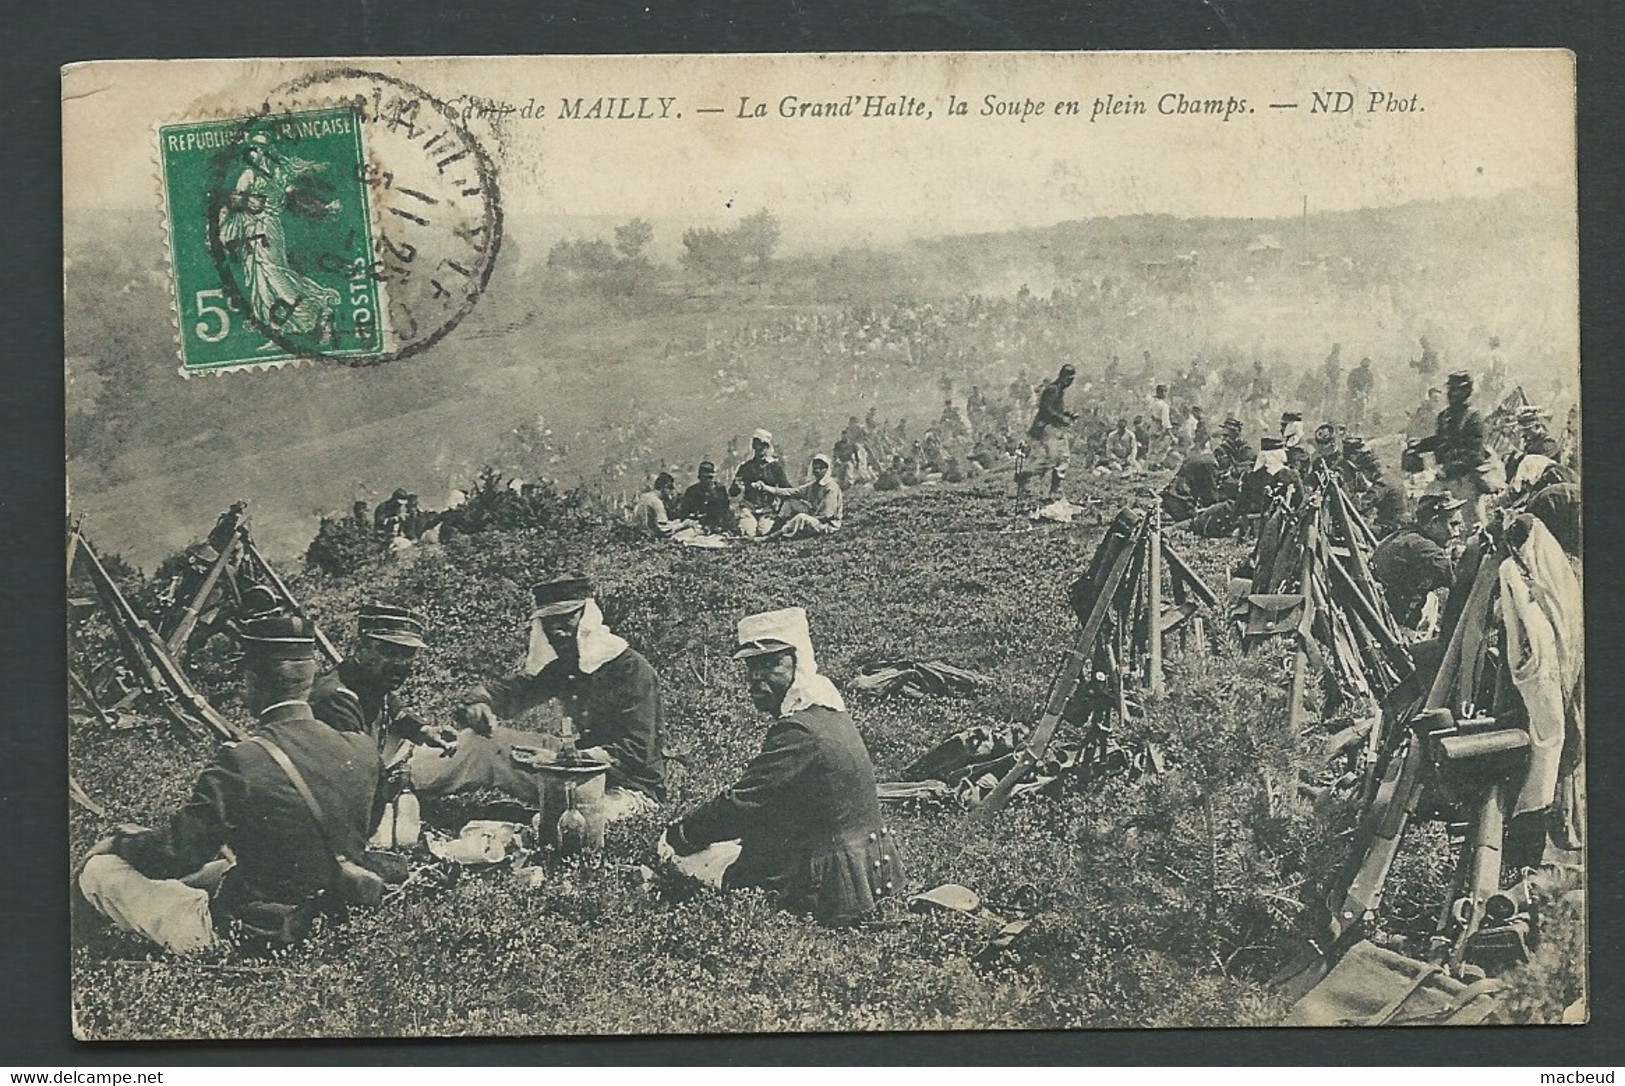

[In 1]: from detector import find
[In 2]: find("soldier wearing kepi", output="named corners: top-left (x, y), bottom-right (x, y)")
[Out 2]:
top-left (664, 607), bottom-right (903, 925)
top-left (1515, 405), bottom-right (1563, 461)
top-left (1409, 370), bottom-right (1491, 529)
top-left (1372, 493), bottom-right (1463, 630)
top-left (309, 602), bottom-right (458, 845)
top-left (1016, 362), bottom-right (1078, 498)
top-left (1214, 417), bottom-right (1254, 479)
top-left (311, 603), bottom-right (458, 759)
top-left (459, 575), bottom-right (667, 819)
top-left (78, 613), bottom-right (387, 953)
top-left (730, 429), bottom-right (792, 538)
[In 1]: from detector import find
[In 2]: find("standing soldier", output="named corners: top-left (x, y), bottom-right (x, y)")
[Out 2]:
top-left (1346, 357), bottom-right (1375, 432)
top-left (1408, 370), bottom-right (1491, 529)
top-left (1321, 343), bottom-right (1343, 421)
top-left (1017, 362), bottom-right (1078, 498)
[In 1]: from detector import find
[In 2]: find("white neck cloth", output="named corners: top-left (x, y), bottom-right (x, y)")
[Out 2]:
top-left (525, 598), bottom-right (629, 676)
top-left (737, 606), bottom-right (847, 715)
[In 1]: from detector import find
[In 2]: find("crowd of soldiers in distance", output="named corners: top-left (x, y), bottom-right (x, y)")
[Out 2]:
top-left (77, 319), bottom-right (1581, 961)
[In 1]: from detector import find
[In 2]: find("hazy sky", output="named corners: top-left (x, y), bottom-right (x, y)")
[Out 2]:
top-left (64, 50), bottom-right (1574, 244)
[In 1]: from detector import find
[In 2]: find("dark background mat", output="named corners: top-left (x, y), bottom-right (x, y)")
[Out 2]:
top-left (5, 0), bottom-right (1623, 1065)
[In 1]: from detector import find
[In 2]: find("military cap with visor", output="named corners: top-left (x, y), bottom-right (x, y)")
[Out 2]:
top-left (532, 574), bottom-right (595, 618)
top-left (239, 613), bottom-right (318, 661)
top-left (1416, 493), bottom-right (1465, 520)
top-left (358, 603), bottom-right (428, 649)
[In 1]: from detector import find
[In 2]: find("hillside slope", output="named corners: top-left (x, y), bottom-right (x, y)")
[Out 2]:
top-left (75, 471), bottom-right (1590, 1039)
top-left (66, 187), bottom-right (1576, 569)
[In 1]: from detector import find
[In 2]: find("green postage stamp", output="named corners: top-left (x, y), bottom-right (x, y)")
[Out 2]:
top-left (159, 106), bottom-right (383, 373)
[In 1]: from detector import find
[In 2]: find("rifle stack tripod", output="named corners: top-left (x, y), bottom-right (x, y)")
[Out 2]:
top-left (1272, 511), bottom-right (1585, 1018)
top-left (975, 504), bottom-right (1217, 818)
top-left (68, 503), bottom-right (341, 753)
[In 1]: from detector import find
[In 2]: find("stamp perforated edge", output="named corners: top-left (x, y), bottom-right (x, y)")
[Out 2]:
top-left (153, 95), bottom-right (382, 378)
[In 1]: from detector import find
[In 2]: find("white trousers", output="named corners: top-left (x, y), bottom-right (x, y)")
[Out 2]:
top-left (79, 853), bottom-right (232, 954)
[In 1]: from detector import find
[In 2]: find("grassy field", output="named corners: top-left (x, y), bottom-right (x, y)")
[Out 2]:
top-left (68, 471), bottom-right (1579, 1038)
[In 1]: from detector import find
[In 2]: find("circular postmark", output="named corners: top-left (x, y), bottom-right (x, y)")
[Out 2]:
top-left (204, 68), bottom-right (502, 366)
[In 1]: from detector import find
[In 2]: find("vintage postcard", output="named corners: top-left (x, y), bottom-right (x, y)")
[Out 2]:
top-left (64, 51), bottom-right (1581, 1038)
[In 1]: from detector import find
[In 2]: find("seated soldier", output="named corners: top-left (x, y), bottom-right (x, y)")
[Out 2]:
top-left (1500, 452), bottom-right (1579, 554)
top-left (1213, 417), bottom-right (1254, 477)
top-left (664, 607), bottom-right (903, 925)
top-left (1372, 493), bottom-right (1463, 630)
top-left (1161, 437), bottom-right (1222, 523)
top-left (308, 601), bottom-right (460, 843)
top-left (1103, 418), bottom-right (1137, 470)
top-left (1516, 406), bottom-right (1563, 460)
top-left (374, 488), bottom-right (410, 542)
top-left (457, 575), bottom-right (667, 820)
top-left (757, 454), bottom-right (845, 539)
top-left (678, 460), bottom-right (735, 533)
top-left (730, 429), bottom-right (792, 538)
top-left (78, 614), bottom-right (387, 953)
top-left (1340, 437), bottom-right (1406, 538)
top-left (633, 472), bottom-right (686, 540)
top-left (311, 602), bottom-right (457, 758)
top-left (1238, 436), bottom-right (1302, 518)
top-left (1306, 422), bottom-right (1343, 487)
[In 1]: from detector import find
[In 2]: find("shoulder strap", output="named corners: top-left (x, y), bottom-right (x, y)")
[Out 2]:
top-left (246, 735), bottom-right (351, 863)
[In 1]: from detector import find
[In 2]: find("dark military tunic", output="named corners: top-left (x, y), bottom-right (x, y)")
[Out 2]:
top-left (470, 647), bottom-right (667, 799)
top-left (1239, 466), bottom-right (1301, 516)
top-left (678, 479), bottom-right (735, 532)
top-left (1372, 528), bottom-right (1455, 628)
top-left (1028, 378), bottom-right (1073, 439)
top-left (114, 703), bottom-right (383, 915)
top-left (1522, 431), bottom-right (1563, 461)
top-left (1525, 482), bottom-right (1581, 555)
top-left (730, 456), bottom-right (792, 514)
top-left (1161, 450), bottom-right (1221, 521)
top-left (1358, 478), bottom-right (1408, 539)
top-left (310, 660), bottom-right (425, 758)
top-left (675, 705), bottom-right (903, 924)
top-left (1413, 402), bottom-right (1488, 481)
top-left (1214, 435), bottom-right (1255, 476)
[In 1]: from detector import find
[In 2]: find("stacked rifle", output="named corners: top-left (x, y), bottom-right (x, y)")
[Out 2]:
top-left (68, 503), bottom-right (342, 746)
top-left (68, 521), bottom-right (242, 744)
top-left (1277, 513), bottom-right (1586, 1021)
top-left (968, 505), bottom-right (1216, 818)
top-left (1232, 476), bottom-right (1413, 727)
top-left (152, 504), bottom-right (340, 666)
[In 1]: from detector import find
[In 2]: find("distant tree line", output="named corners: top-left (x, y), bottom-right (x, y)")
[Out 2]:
top-left (546, 208), bottom-right (782, 296)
